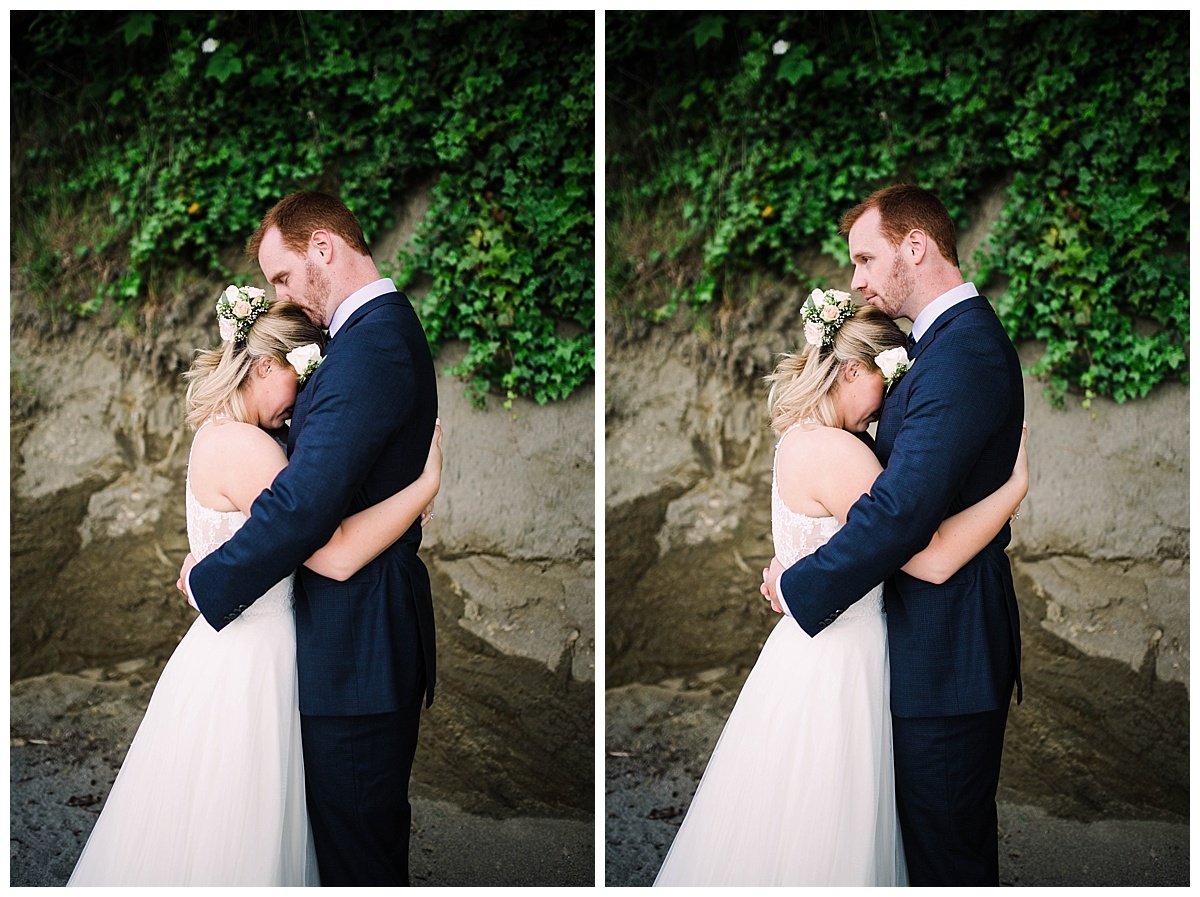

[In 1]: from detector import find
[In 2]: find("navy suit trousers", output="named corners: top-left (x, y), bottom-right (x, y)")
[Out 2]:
top-left (300, 706), bottom-right (423, 886)
top-left (891, 707), bottom-right (1009, 886)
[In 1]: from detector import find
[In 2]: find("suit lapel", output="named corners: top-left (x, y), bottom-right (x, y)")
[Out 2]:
top-left (909, 295), bottom-right (991, 363)
top-left (332, 290), bottom-right (408, 343)
top-left (875, 296), bottom-right (992, 460)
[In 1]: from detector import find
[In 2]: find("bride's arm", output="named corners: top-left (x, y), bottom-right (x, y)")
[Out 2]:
top-left (900, 423), bottom-right (1028, 584)
top-left (303, 422), bottom-right (443, 581)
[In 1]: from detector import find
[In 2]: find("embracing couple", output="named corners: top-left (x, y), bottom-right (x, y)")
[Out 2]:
top-left (68, 191), bottom-right (439, 886)
top-left (655, 184), bottom-right (1026, 887)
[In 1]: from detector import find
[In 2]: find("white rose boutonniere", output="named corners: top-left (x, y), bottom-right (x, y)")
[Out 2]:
top-left (875, 346), bottom-right (912, 392)
top-left (287, 343), bottom-right (324, 385)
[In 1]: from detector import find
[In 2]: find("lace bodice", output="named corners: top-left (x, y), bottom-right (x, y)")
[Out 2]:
top-left (772, 423), bottom-right (883, 623)
top-left (185, 420), bottom-right (294, 619)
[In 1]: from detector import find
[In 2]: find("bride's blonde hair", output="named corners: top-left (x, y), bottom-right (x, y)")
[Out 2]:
top-left (765, 304), bottom-right (906, 436)
top-left (184, 300), bottom-right (325, 430)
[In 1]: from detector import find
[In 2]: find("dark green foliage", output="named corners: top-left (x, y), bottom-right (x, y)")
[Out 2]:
top-left (607, 11), bottom-right (1188, 404)
top-left (12, 11), bottom-right (594, 405)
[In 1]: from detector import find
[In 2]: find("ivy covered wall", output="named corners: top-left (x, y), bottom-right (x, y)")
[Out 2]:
top-left (607, 11), bottom-right (1188, 405)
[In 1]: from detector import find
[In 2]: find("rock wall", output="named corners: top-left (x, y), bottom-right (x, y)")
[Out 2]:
top-left (604, 320), bottom-right (1188, 821)
top-left (10, 269), bottom-right (594, 818)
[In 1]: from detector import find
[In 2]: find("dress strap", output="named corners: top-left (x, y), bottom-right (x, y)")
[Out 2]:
top-left (778, 416), bottom-right (822, 445)
top-left (197, 413), bottom-right (233, 434)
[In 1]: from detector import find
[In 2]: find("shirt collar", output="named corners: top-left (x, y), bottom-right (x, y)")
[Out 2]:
top-left (328, 278), bottom-right (396, 337)
top-left (910, 281), bottom-right (979, 343)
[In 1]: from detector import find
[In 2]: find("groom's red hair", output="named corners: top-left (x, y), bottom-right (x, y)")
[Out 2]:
top-left (246, 191), bottom-right (372, 260)
top-left (839, 184), bottom-right (960, 268)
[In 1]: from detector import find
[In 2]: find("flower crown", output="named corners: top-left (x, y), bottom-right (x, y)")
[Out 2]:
top-left (802, 288), bottom-right (856, 348)
top-left (287, 343), bottom-right (324, 385)
top-left (216, 285), bottom-right (269, 343)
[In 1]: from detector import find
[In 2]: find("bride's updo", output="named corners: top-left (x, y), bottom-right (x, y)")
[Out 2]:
top-left (765, 303), bottom-right (906, 436)
top-left (184, 300), bottom-right (324, 430)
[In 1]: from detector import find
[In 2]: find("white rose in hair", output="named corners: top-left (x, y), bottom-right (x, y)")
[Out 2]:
top-left (809, 289), bottom-right (826, 308)
top-left (804, 321), bottom-right (825, 346)
top-left (218, 317), bottom-right (236, 342)
top-left (828, 289), bottom-right (852, 306)
top-left (224, 285), bottom-right (240, 302)
top-left (820, 303), bottom-right (841, 322)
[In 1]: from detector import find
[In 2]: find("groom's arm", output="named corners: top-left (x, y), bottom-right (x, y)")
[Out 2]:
top-left (188, 323), bottom-right (417, 631)
top-left (779, 330), bottom-right (1012, 636)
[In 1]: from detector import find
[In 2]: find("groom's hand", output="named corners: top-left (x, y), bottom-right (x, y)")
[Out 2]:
top-left (761, 556), bottom-right (785, 614)
top-left (177, 552), bottom-right (199, 610)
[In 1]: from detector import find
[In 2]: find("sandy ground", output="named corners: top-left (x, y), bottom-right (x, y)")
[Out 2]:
top-left (604, 683), bottom-right (1190, 888)
top-left (9, 672), bottom-right (595, 887)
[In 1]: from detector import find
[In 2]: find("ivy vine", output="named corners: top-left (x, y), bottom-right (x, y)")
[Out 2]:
top-left (12, 10), bottom-right (594, 405)
top-left (607, 11), bottom-right (1188, 405)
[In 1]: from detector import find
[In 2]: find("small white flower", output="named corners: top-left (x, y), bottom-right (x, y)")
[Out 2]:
top-left (772, 40), bottom-right (790, 56)
top-left (202, 38), bottom-right (219, 54)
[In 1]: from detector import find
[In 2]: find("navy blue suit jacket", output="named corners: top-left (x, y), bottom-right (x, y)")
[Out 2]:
top-left (780, 295), bottom-right (1023, 717)
top-left (191, 291), bottom-right (438, 715)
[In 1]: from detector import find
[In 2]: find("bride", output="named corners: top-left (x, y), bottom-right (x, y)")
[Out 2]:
top-left (68, 290), bottom-right (443, 886)
top-left (654, 296), bottom-right (1027, 886)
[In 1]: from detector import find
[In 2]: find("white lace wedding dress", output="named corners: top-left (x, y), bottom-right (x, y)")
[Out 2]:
top-left (654, 425), bottom-right (907, 886)
top-left (67, 423), bottom-right (318, 886)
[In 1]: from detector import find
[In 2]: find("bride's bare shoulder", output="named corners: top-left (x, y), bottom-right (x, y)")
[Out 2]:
top-left (776, 423), bottom-right (875, 466)
top-left (191, 420), bottom-right (285, 475)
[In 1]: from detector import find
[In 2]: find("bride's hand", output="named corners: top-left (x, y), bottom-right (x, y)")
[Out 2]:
top-left (761, 557), bottom-right (785, 614)
top-left (420, 419), bottom-right (443, 527)
top-left (1009, 421), bottom-right (1029, 521)
top-left (425, 419), bottom-right (444, 481)
top-left (176, 552), bottom-right (198, 608)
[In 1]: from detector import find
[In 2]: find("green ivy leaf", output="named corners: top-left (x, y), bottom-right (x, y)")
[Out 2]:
top-left (205, 45), bottom-right (244, 83)
top-left (692, 15), bottom-right (727, 49)
top-left (776, 47), bottom-right (813, 85)
top-left (122, 12), bottom-right (156, 45)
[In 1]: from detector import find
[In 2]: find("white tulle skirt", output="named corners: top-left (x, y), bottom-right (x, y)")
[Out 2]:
top-left (654, 611), bottom-right (907, 886)
top-left (67, 607), bottom-right (318, 886)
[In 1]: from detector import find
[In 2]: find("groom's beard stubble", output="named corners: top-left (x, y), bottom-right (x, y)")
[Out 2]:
top-left (873, 252), bottom-right (916, 321)
top-left (302, 258), bottom-right (334, 328)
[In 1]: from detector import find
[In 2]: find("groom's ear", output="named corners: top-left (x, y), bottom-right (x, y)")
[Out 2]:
top-left (906, 228), bottom-right (928, 264)
top-left (308, 229), bottom-right (334, 264)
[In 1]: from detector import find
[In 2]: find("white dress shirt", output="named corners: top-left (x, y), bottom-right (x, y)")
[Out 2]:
top-left (328, 277), bottom-right (397, 337)
top-left (909, 281), bottom-right (979, 344)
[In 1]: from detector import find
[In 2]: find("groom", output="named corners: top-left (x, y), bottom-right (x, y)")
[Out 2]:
top-left (183, 191), bottom-right (438, 885)
top-left (763, 184), bottom-right (1023, 885)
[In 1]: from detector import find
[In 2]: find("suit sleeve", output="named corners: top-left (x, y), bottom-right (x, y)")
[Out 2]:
top-left (780, 325), bottom-right (1012, 635)
top-left (189, 321), bottom-right (415, 630)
